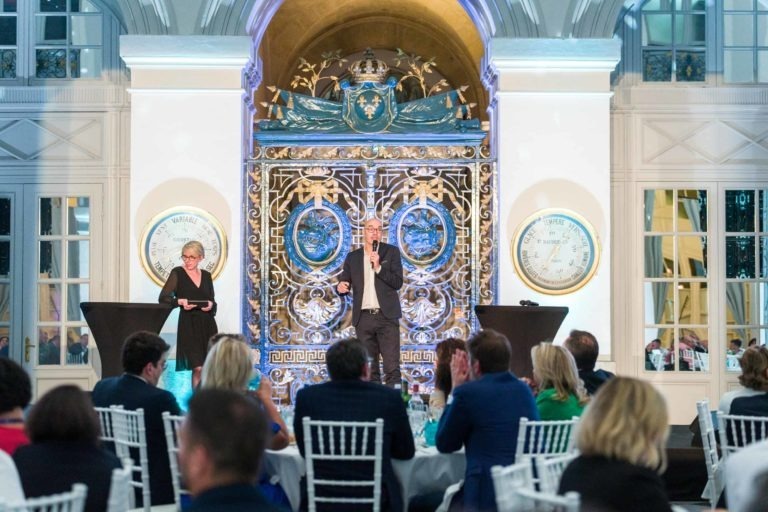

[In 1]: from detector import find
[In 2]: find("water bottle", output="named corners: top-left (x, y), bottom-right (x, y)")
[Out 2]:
top-left (408, 383), bottom-right (427, 440)
top-left (400, 378), bottom-right (411, 405)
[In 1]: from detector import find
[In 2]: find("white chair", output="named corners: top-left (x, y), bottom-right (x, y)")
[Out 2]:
top-left (649, 350), bottom-right (665, 371)
top-left (107, 458), bottom-right (134, 512)
top-left (716, 410), bottom-right (768, 460)
top-left (680, 349), bottom-right (695, 370)
top-left (536, 452), bottom-right (579, 494)
top-left (515, 417), bottom-right (579, 488)
top-left (0, 450), bottom-right (24, 504)
top-left (94, 405), bottom-right (119, 445)
top-left (162, 412), bottom-right (190, 510)
top-left (302, 417), bottom-right (384, 512)
top-left (512, 488), bottom-right (580, 512)
top-left (696, 400), bottom-right (723, 508)
top-left (0, 483), bottom-right (88, 512)
top-left (111, 407), bottom-right (152, 512)
top-left (490, 461), bottom-right (534, 512)
top-left (694, 351), bottom-right (709, 371)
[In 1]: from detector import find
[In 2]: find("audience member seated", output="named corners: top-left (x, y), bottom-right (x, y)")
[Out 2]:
top-left (67, 333), bottom-right (89, 364)
top-left (729, 338), bottom-right (744, 356)
top-left (13, 385), bottom-right (121, 512)
top-left (0, 335), bottom-right (9, 358)
top-left (429, 337), bottom-right (466, 412)
top-left (91, 330), bottom-right (181, 506)
top-left (719, 346), bottom-right (768, 416)
top-left (0, 449), bottom-right (24, 503)
top-left (201, 333), bottom-right (288, 450)
top-left (563, 329), bottom-right (614, 395)
top-left (0, 358), bottom-right (31, 455)
top-left (725, 438), bottom-right (768, 512)
top-left (748, 338), bottom-right (758, 348)
top-left (559, 377), bottom-right (673, 512)
top-left (179, 389), bottom-right (287, 511)
top-left (436, 329), bottom-right (538, 512)
top-left (531, 342), bottom-right (588, 420)
top-left (293, 338), bottom-right (415, 512)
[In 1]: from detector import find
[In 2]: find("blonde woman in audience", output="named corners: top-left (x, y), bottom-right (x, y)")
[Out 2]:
top-left (530, 342), bottom-right (589, 420)
top-left (201, 334), bottom-right (288, 450)
top-left (559, 377), bottom-right (673, 512)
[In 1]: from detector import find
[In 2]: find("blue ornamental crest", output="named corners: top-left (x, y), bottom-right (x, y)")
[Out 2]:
top-left (389, 199), bottom-right (456, 272)
top-left (284, 200), bottom-right (351, 274)
top-left (342, 83), bottom-right (397, 133)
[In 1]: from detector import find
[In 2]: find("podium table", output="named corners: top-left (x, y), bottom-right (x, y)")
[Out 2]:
top-left (80, 302), bottom-right (173, 378)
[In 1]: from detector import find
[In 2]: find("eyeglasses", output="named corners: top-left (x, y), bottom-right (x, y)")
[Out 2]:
top-left (181, 255), bottom-right (199, 260)
top-left (365, 227), bottom-right (382, 233)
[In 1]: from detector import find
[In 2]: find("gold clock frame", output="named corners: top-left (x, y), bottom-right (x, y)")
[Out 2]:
top-left (139, 206), bottom-right (228, 286)
top-left (511, 208), bottom-right (601, 296)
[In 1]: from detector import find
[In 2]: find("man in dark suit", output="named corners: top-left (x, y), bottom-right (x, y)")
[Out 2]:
top-left (91, 330), bottom-right (181, 506)
top-left (180, 389), bottom-right (286, 512)
top-left (436, 329), bottom-right (539, 512)
top-left (563, 329), bottom-right (614, 395)
top-left (293, 338), bottom-right (415, 512)
top-left (337, 218), bottom-right (404, 386)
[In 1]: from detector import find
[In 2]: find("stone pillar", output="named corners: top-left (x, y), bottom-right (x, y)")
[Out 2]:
top-left (120, 35), bottom-right (253, 338)
top-left (489, 38), bottom-right (620, 357)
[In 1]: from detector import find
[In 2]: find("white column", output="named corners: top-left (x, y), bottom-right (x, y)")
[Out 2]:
top-left (121, 35), bottom-right (253, 337)
top-left (489, 38), bottom-right (620, 358)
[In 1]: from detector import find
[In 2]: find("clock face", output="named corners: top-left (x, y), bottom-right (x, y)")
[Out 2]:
top-left (139, 207), bottom-right (228, 286)
top-left (512, 209), bottom-right (600, 295)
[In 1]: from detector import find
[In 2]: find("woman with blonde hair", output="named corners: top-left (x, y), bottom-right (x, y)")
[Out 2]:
top-left (201, 334), bottom-right (288, 450)
top-left (719, 345), bottom-right (768, 415)
top-left (530, 342), bottom-right (589, 420)
top-left (559, 377), bottom-right (673, 512)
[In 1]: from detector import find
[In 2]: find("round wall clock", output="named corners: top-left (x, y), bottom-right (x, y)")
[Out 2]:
top-left (140, 206), bottom-right (228, 286)
top-left (511, 208), bottom-right (600, 295)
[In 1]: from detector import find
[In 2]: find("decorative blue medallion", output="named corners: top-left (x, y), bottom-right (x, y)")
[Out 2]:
top-left (285, 200), bottom-right (351, 273)
top-left (389, 199), bottom-right (455, 272)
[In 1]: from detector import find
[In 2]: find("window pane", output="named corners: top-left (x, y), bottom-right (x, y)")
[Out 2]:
top-left (644, 328), bottom-right (674, 372)
top-left (67, 283), bottom-right (88, 321)
top-left (726, 50), bottom-right (756, 83)
top-left (643, 50), bottom-right (673, 81)
top-left (36, 48), bottom-right (66, 78)
top-left (69, 48), bottom-right (101, 78)
top-left (757, 15), bottom-right (768, 45)
top-left (726, 282), bottom-right (755, 324)
top-left (70, 15), bottom-right (100, 45)
top-left (679, 328), bottom-right (707, 372)
top-left (726, 190), bottom-right (755, 232)
top-left (759, 283), bottom-right (768, 324)
top-left (676, 51), bottom-right (706, 81)
top-left (678, 236), bottom-right (707, 277)
top-left (38, 283), bottom-right (61, 321)
top-left (0, 283), bottom-right (9, 322)
top-left (2, 0), bottom-right (17, 12)
top-left (725, 329), bottom-right (750, 372)
top-left (643, 14), bottom-right (673, 45)
top-left (0, 241), bottom-right (9, 278)
top-left (39, 0), bottom-right (66, 12)
top-left (67, 240), bottom-right (88, 278)
top-left (645, 282), bottom-right (675, 324)
top-left (675, 14), bottom-right (705, 46)
top-left (67, 196), bottom-right (89, 235)
top-left (760, 236), bottom-right (768, 277)
top-left (39, 240), bottom-right (62, 278)
top-left (65, 327), bottom-right (89, 365)
top-left (0, 197), bottom-right (10, 236)
top-left (725, 14), bottom-right (756, 46)
top-left (645, 235), bottom-right (674, 277)
top-left (760, 190), bottom-right (768, 231)
top-left (644, 190), bottom-right (672, 231)
top-left (683, 0), bottom-right (706, 10)
top-left (725, 0), bottom-right (753, 9)
top-left (71, 0), bottom-right (101, 12)
top-left (0, 17), bottom-right (16, 45)
top-left (40, 197), bottom-right (62, 235)
top-left (677, 190), bottom-right (707, 232)
top-left (38, 327), bottom-right (60, 365)
top-left (760, 0), bottom-right (768, 10)
top-left (759, 51), bottom-right (768, 82)
top-left (36, 15), bottom-right (66, 44)
top-left (644, 0), bottom-right (674, 10)
top-left (679, 281), bottom-right (708, 323)
top-left (726, 236), bottom-right (756, 278)
top-left (0, 49), bottom-right (15, 79)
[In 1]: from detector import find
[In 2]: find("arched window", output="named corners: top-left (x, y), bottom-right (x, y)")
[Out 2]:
top-left (641, 0), bottom-right (707, 82)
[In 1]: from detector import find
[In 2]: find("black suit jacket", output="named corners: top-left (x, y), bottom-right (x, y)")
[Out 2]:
top-left (293, 380), bottom-right (415, 512)
top-left (91, 374), bottom-right (181, 505)
top-left (338, 242), bottom-right (404, 326)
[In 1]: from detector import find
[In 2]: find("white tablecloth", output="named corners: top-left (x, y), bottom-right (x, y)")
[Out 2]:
top-left (263, 445), bottom-right (466, 512)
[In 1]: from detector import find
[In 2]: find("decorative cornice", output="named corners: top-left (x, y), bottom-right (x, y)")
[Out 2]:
top-left (0, 86), bottom-right (130, 107)
top-left (120, 35), bottom-right (252, 69)
top-left (613, 85), bottom-right (768, 107)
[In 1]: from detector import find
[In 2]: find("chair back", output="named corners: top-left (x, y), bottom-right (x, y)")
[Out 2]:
top-left (680, 349), bottom-right (695, 370)
top-left (1, 483), bottom-right (88, 512)
top-left (110, 406), bottom-right (151, 512)
top-left (649, 351), bottom-right (665, 371)
top-left (302, 416), bottom-right (384, 512)
top-left (490, 462), bottom-right (534, 512)
top-left (106, 458), bottom-right (133, 512)
top-left (512, 488), bottom-right (580, 512)
top-left (536, 452), bottom-right (579, 494)
top-left (694, 352), bottom-right (709, 371)
top-left (94, 405), bottom-right (119, 445)
top-left (696, 400), bottom-right (722, 508)
top-left (162, 411), bottom-right (190, 509)
top-left (516, 417), bottom-right (580, 489)
top-left (717, 410), bottom-right (768, 460)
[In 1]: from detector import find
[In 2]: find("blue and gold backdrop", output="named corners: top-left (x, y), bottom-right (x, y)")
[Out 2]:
top-left (247, 49), bottom-right (495, 401)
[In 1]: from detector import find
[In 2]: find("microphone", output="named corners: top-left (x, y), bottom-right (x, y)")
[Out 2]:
top-left (371, 240), bottom-right (379, 269)
top-left (519, 300), bottom-right (539, 307)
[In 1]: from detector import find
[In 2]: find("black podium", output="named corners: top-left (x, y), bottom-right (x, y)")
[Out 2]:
top-left (474, 305), bottom-right (568, 379)
top-left (80, 302), bottom-right (173, 378)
